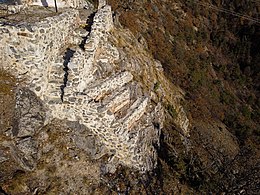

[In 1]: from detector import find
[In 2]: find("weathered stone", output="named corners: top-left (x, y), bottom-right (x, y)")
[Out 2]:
top-left (14, 88), bottom-right (46, 138)
top-left (0, 0), bottom-right (164, 176)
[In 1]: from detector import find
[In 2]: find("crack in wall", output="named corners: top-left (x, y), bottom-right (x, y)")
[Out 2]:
top-left (60, 11), bottom-right (96, 101)
top-left (79, 11), bottom-right (96, 50)
top-left (60, 48), bottom-right (75, 102)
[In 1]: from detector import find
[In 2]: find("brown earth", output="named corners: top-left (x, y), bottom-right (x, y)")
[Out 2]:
top-left (108, 0), bottom-right (260, 193)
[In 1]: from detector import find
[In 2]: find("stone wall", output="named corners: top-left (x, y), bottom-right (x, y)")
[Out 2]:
top-left (30, 0), bottom-right (91, 9)
top-left (0, 9), bottom-right (80, 99)
top-left (0, 0), bottom-right (92, 14)
top-left (13, 0), bottom-right (92, 8)
top-left (0, 2), bottom-right (163, 172)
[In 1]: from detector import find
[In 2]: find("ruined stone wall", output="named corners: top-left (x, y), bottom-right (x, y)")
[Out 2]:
top-left (21, 0), bottom-right (91, 8)
top-left (0, 0), bottom-right (91, 15)
top-left (0, 9), bottom-right (80, 99)
top-left (0, 3), bottom-right (163, 172)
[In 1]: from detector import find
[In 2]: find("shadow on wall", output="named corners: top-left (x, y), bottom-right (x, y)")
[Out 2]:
top-left (0, 0), bottom-right (48, 6)
top-left (41, 0), bottom-right (48, 7)
top-left (0, 0), bottom-right (21, 5)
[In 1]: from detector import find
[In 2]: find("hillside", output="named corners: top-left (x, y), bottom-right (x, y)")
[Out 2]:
top-left (108, 0), bottom-right (260, 193)
top-left (0, 0), bottom-right (259, 194)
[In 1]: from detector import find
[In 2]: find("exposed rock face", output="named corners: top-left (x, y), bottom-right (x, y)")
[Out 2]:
top-left (14, 87), bottom-right (46, 138)
top-left (0, 87), bottom-right (44, 182)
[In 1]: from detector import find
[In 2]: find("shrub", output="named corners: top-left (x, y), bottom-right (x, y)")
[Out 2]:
top-left (153, 81), bottom-right (160, 91)
top-left (241, 105), bottom-right (251, 120)
top-left (166, 104), bottom-right (177, 118)
top-left (220, 91), bottom-right (234, 105)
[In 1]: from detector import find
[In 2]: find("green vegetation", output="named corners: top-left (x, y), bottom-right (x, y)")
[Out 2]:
top-left (166, 104), bottom-right (177, 118)
top-left (220, 90), bottom-right (234, 105)
top-left (153, 81), bottom-right (160, 91)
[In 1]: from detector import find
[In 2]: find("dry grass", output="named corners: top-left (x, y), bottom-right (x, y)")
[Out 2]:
top-left (0, 68), bottom-right (16, 95)
top-left (0, 69), bottom-right (16, 133)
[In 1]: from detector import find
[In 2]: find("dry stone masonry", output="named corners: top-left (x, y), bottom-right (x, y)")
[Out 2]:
top-left (0, 0), bottom-right (163, 172)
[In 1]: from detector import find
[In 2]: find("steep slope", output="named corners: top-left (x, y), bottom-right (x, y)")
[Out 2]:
top-left (0, 0), bottom-right (259, 194)
top-left (108, 0), bottom-right (260, 193)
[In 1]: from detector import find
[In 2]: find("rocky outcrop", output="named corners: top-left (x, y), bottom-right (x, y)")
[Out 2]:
top-left (0, 86), bottom-right (45, 182)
